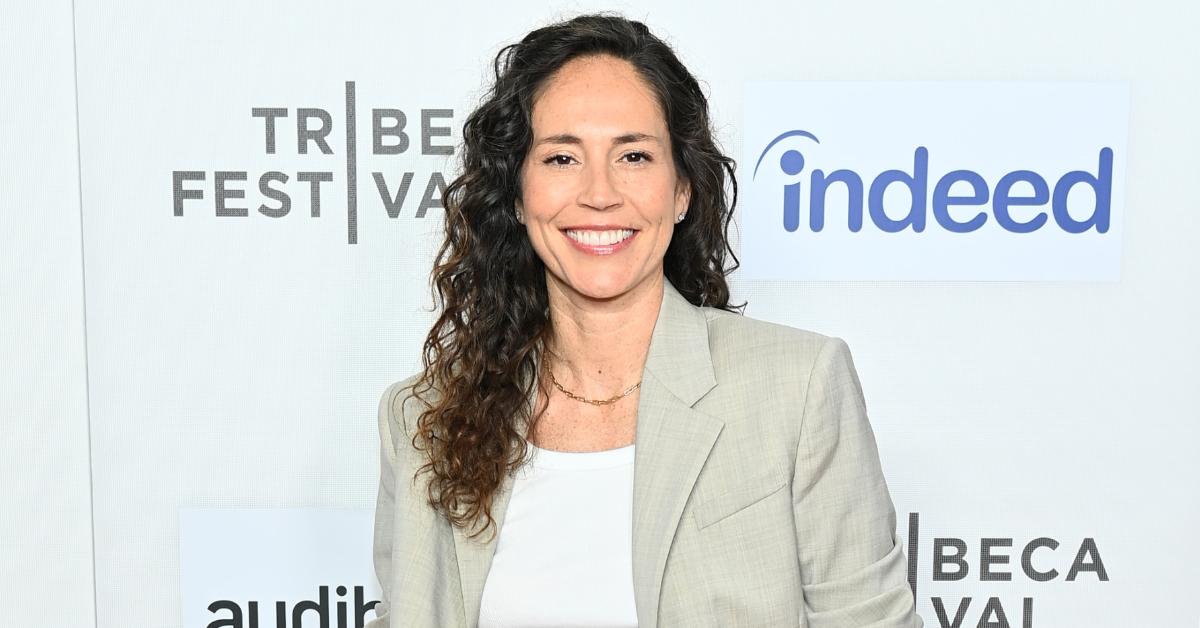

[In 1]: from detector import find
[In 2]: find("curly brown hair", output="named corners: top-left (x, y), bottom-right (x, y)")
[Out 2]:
top-left (406, 11), bottom-right (744, 542)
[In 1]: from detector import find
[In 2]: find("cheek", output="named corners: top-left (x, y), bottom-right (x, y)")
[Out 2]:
top-left (519, 175), bottom-right (566, 217)
top-left (625, 179), bottom-right (676, 214)
top-left (651, 192), bottom-right (681, 222)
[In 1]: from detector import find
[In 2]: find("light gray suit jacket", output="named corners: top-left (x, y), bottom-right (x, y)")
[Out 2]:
top-left (368, 278), bottom-right (923, 628)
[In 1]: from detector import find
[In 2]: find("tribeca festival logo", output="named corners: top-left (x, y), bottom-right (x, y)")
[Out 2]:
top-left (171, 81), bottom-right (451, 244)
top-left (907, 513), bottom-right (1109, 628)
top-left (751, 130), bottom-right (1113, 235)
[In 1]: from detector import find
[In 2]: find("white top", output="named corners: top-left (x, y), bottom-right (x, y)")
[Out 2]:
top-left (477, 441), bottom-right (639, 628)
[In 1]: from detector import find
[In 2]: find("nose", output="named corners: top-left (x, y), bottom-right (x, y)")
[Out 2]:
top-left (577, 156), bottom-right (622, 211)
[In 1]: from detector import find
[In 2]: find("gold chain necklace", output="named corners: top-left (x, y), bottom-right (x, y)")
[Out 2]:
top-left (545, 355), bottom-right (641, 406)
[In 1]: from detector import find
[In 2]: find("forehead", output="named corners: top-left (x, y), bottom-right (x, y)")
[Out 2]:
top-left (530, 55), bottom-right (667, 138)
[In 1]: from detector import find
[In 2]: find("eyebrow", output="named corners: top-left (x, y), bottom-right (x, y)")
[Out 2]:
top-left (533, 132), bottom-right (661, 148)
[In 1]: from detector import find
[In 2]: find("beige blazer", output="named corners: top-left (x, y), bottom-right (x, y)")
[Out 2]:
top-left (368, 277), bottom-right (923, 628)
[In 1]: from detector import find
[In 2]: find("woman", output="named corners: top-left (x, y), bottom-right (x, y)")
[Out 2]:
top-left (369, 12), bottom-right (922, 628)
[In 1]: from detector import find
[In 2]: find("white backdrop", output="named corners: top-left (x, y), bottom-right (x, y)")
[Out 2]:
top-left (3, 1), bottom-right (1198, 626)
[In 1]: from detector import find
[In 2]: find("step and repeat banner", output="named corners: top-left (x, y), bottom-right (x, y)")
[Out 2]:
top-left (9, 0), bottom-right (1197, 626)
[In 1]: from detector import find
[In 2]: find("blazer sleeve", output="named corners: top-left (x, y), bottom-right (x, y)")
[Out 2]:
top-left (365, 379), bottom-right (406, 628)
top-left (792, 336), bottom-right (922, 627)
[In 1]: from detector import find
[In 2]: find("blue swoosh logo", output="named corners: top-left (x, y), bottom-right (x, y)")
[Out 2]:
top-left (752, 130), bottom-right (820, 179)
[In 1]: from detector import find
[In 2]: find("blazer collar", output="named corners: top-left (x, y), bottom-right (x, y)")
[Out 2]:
top-left (450, 276), bottom-right (725, 628)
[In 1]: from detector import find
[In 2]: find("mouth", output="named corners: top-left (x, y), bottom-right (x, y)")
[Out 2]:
top-left (561, 227), bottom-right (639, 255)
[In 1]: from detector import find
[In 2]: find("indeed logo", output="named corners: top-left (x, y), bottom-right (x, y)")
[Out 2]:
top-left (751, 130), bottom-right (1114, 234)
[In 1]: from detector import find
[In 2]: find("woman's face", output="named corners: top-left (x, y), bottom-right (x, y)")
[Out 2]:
top-left (517, 54), bottom-right (690, 302)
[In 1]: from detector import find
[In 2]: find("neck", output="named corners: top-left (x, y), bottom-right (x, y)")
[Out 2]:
top-left (541, 273), bottom-right (664, 397)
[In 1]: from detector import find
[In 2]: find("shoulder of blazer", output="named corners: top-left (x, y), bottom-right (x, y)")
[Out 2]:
top-left (378, 372), bottom-right (426, 464)
top-left (699, 306), bottom-right (837, 371)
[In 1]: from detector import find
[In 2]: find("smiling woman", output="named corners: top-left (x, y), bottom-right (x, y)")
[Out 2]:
top-left (516, 52), bottom-right (690, 292)
top-left (368, 11), bottom-right (923, 628)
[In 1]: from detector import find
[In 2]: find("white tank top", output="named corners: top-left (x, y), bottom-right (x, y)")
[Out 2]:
top-left (477, 441), bottom-right (639, 628)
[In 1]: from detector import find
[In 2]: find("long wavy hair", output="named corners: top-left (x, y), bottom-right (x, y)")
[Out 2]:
top-left (407, 11), bottom-right (745, 542)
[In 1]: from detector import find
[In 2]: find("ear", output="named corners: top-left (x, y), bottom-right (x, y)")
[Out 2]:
top-left (675, 178), bottom-right (692, 215)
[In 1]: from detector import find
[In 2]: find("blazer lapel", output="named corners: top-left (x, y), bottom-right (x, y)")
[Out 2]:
top-left (451, 277), bottom-right (724, 628)
top-left (629, 278), bottom-right (724, 628)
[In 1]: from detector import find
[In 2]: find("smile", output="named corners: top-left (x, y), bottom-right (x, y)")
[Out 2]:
top-left (562, 228), bottom-right (638, 255)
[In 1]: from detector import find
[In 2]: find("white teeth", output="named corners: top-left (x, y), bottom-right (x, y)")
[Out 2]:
top-left (565, 229), bottom-right (635, 246)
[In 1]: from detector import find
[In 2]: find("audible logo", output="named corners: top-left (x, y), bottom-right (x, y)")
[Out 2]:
top-left (206, 585), bottom-right (377, 628)
top-left (179, 509), bottom-right (381, 628)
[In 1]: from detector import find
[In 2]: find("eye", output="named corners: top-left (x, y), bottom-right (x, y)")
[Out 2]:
top-left (541, 151), bottom-right (654, 168)
top-left (543, 153), bottom-right (576, 168)
top-left (622, 151), bottom-right (653, 165)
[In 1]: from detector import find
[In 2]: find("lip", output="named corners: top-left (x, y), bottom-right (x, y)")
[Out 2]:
top-left (561, 227), bottom-right (638, 256)
top-left (560, 224), bottom-right (639, 231)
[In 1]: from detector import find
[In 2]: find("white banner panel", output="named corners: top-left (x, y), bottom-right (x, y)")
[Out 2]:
top-left (0, 0), bottom-right (97, 624)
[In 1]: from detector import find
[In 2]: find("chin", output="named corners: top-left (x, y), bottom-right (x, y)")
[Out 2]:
top-left (573, 283), bottom-right (628, 300)
top-left (565, 273), bottom-right (658, 300)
